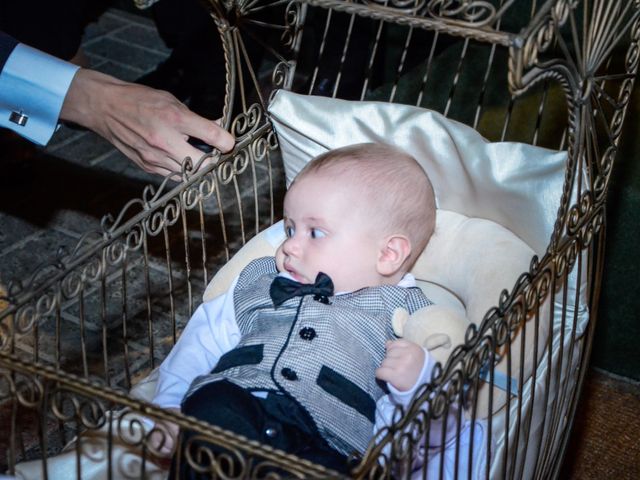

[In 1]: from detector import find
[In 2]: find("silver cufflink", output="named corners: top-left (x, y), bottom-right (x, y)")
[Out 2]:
top-left (9, 111), bottom-right (28, 127)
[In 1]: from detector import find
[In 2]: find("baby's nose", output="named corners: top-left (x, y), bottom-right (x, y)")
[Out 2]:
top-left (282, 236), bottom-right (301, 256)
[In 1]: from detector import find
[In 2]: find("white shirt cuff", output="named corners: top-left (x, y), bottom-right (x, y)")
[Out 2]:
top-left (388, 346), bottom-right (435, 407)
top-left (0, 43), bottom-right (79, 145)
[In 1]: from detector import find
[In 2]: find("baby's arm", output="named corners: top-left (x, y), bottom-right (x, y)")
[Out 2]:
top-left (373, 341), bottom-right (435, 470)
top-left (374, 340), bottom-right (463, 474)
top-left (150, 277), bottom-right (241, 455)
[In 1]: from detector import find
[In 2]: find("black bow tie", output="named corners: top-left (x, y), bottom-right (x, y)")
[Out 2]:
top-left (270, 272), bottom-right (334, 307)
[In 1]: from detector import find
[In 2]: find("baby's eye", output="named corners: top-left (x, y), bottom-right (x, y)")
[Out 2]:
top-left (285, 225), bottom-right (295, 238)
top-left (310, 228), bottom-right (326, 239)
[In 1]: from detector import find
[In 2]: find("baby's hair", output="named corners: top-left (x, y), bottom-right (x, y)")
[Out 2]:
top-left (295, 143), bottom-right (436, 267)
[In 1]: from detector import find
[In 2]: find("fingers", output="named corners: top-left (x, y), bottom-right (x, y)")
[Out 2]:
top-left (375, 364), bottom-right (395, 383)
top-left (144, 109), bottom-right (232, 174)
top-left (112, 126), bottom-right (212, 178)
top-left (67, 70), bottom-right (235, 175)
top-left (163, 140), bottom-right (213, 173)
top-left (176, 108), bottom-right (235, 154)
top-left (375, 339), bottom-right (425, 391)
top-left (383, 339), bottom-right (423, 361)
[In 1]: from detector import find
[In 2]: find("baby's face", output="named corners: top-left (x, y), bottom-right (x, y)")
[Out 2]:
top-left (275, 173), bottom-right (386, 293)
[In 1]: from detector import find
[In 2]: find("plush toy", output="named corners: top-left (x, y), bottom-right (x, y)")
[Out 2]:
top-left (391, 304), bottom-right (469, 368)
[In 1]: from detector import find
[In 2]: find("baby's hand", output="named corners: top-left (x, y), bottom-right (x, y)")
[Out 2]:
top-left (375, 339), bottom-right (425, 392)
top-left (148, 408), bottom-right (181, 457)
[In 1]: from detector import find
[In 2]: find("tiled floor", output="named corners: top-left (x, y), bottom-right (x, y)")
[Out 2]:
top-left (0, 5), bottom-right (639, 479)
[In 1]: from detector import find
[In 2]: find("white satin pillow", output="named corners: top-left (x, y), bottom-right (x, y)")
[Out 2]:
top-left (267, 90), bottom-right (568, 256)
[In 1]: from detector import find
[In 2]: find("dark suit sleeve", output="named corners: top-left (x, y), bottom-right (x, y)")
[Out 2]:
top-left (0, 31), bottom-right (19, 73)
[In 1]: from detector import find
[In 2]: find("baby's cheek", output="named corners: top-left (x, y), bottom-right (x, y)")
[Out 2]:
top-left (275, 245), bottom-right (285, 272)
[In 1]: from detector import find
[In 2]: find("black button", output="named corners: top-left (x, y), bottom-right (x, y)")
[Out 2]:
top-left (281, 367), bottom-right (298, 381)
top-left (299, 327), bottom-right (317, 341)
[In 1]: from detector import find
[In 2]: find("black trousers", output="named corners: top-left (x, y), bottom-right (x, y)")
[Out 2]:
top-left (170, 380), bottom-right (350, 479)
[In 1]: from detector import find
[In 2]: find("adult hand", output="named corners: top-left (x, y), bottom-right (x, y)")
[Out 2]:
top-left (376, 339), bottom-right (425, 392)
top-left (60, 69), bottom-right (235, 176)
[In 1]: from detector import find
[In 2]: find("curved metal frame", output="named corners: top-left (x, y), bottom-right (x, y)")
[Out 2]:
top-left (1, 1), bottom-right (638, 478)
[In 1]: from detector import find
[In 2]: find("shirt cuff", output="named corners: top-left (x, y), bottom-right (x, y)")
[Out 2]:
top-left (388, 347), bottom-right (435, 407)
top-left (0, 43), bottom-right (79, 145)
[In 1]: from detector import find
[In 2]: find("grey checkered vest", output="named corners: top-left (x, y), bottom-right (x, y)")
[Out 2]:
top-left (186, 257), bottom-right (431, 455)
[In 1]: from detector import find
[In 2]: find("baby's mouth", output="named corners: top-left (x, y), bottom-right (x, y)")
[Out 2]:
top-left (284, 264), bottom-right (306, 283)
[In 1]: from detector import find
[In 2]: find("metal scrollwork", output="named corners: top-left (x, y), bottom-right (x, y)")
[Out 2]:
top-left (493, 311), bottom-right (510, 347)
top-left (183, 435), bottom-right (247, 478)
top-left (368, 0), bottom-right (427, 14)
top-left (231, 103), bottom-right (264, 138)
top-left (9, 294), bottom-right (55, 338)
top-left (146, 197), bottom-right (182, 236)
top-left (627, 24), bottom-right (640, 70)
top-left (536, 267), bottom-right (552, 306)
top-left (524, 279), bottom-right (540, 312)
top-left (14, 372), bottom-right (44, 409)
top-left (233, 149), bottom-right (251, 176)
top-left (60, 267), bottom-right (86, 300)
top-left (113, 409), bottom-right (148, 448)
top-left (426, 0), bottom-right (497, 27)
top-left (99, 225), bottom-right (142, 271)
top-left (271, 61), bottom-right (293, 92)
top-left (506, 295), bottom-right (526, 330)
top-left (101, 200), bottom-right (143, 236)
top-left (217, 158), bottom-right (237, 186)
top-left (50, 387), bottom-right (108, 431)
top-left (75, 255), bottom-right (103, 286)
top-left (556, 238), bottom-right (579, 278)
top-left (124, 224), bottom-right (145, 253)
top-left (103, 237), bottom-right (126, 269)
top-left (183, 176), bottom-right (208, 210)
top-left (267, 129), bottom-right (279, 151)
top-left (0, 369), bottom-right (15, 399)
top-left (0, 2), bottom-right (638, 478)
top-left (252, 135), bottom-right (270, 163)
top-left (141, 179), bottom-right (174, 207)
top-left (567, 190), bottom-right (593, 236)
top-left (595, 146), bottom-right (617, 190)
top-left (198, 170), bottom-right (219, 200)
top-left (469, 338), bottom-right (492, 382)
top-left (577, 207), bottom-right (604, 250)
top-left (519, 0), bottom-right (576, 71)
top-left (0, 321), bottom-right (12, 352)
top-left (282, 1), bottom-right (303, 48)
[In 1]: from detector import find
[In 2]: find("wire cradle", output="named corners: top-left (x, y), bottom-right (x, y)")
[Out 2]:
top-left (1, 1), bottom-right (639, 478)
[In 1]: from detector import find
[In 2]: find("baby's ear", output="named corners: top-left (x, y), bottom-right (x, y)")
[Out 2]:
top-left (377, 235), bottom-right (411, 276)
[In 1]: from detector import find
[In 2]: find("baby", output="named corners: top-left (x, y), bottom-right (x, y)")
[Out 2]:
top-left (152, 142), bottom-right (437, 476)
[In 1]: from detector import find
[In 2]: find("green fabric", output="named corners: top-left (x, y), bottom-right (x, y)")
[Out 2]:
top-left (592, 84), bottom-right (640, 381)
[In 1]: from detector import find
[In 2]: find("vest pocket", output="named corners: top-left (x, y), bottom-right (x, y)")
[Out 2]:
top-left (212, 344), bottom-right (264, 373)
top-left (316, 365), bottom-right (375, 423)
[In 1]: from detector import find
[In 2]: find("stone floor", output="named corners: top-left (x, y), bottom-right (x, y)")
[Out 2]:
top-left (0, 5), bottom-right (639, 479)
